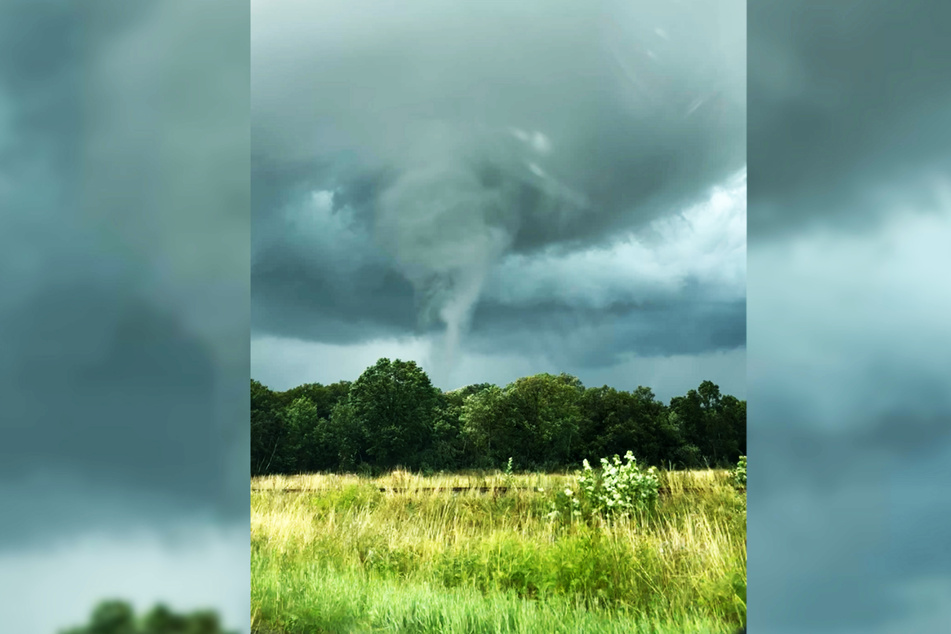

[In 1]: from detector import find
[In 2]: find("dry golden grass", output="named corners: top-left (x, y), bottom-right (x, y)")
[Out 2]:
top-left (251, 466), bottom-right (734, 492)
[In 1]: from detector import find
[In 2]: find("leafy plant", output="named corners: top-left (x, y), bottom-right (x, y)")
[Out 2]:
top-left (577, 451), bottom-right (660, 520)
top-left (732, 455), bottom-right (747, 488)
top-left (550, 452), bottom-right (660, 524)
top-left (501, 456), bottom-right (515, 491)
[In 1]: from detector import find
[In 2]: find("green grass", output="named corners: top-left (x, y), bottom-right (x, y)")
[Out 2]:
top-left (251, 469), bottom-right (746, 634)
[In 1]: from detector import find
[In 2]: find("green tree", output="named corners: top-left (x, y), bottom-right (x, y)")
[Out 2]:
top-left (695, 380), bottom-right (739, 466)
top-left (577, 385), bottom-right (669, 467)
top-left (735, 398), bottom-right (747, 456)
top-left (718, 394), bottom-right (746, 462)
top-left (422, 390), bottom-right (467, 470)
top-left (61, 600), bottom-right (235, 634)
top-left (579, 386), bottom-right (621, 460)
top-left (668, 381), bottom-right (742, 467)
top-left (326, 400), bottom-right (364, 470)
top-left (250, 379), bottom-right (283, 475)
top-left (276, 381), bottom-right (351, 421)
top-left (624, 386), bottom-right (670, 466)
top-left (669, 389), bottom-right (705, 464)
top-left (253, 370), bottom-right (746, 473)
top-left (502, 373), bottom-right (583, 469)
top-left (279, 396), bottom-right (320, 472)
top-left (459, 384), bottom-right (510, 468)
top-left (347, 358), bottom-right (439, 469)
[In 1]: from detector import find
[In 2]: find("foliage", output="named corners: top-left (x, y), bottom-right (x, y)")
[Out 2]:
top-left (502, 456), bottom-right (515, 489)
top-left (61, 600), bottom-right (235, 634)
top-left (251, 360), bottom-right (746, 475)
top-left (250, 379), bottom-right (283, 476)
top-left (576, 451), bottom-right (660, 520)
top-left (732, 455), bottom-right (747, 488)
top-left (348, 358), bottom-right (439, 470)
top-left (458, 384), bottom-right (508, 468)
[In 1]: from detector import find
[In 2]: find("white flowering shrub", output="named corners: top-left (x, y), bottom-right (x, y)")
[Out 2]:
top-left (549, 452), bottom-right (659, 524)
top-left (578, 451), bottom-right (660, 520)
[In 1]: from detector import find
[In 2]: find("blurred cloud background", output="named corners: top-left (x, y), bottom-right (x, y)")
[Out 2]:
top-left (0, 1), bottom-right (249, 632)
top-left (748, 1), bottom-right (951, 631)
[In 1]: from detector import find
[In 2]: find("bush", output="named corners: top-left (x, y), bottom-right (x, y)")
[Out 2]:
top-left (579, 452), bottom-right (660, 519)
top-left (549, 452), bottom-right (660, 524)
top-left (732, 455), bottom-right (747, 488)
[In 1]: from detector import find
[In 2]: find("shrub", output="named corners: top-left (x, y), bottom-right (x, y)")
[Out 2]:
top-left (579, 451), bottom-right (660, 519)
top-left (732, 455), bottom-right (747, 488)
top-left (549, 451), bottom-right (660, 524)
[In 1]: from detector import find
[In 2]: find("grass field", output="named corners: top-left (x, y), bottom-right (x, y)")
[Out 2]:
top-left (251, 469), bottom-right (746, 634)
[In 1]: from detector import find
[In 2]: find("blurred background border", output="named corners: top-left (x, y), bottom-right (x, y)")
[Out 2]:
top-left (0, 1), bottom-right (249, 632)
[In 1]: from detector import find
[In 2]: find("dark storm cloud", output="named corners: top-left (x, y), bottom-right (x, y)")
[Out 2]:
top-left (749, 421), bottom-right (951, 633)
top-left (252, 252), bottom-right (418, 343)
top-left (749, 224), bottom-right (951, 633)
top-left (748, 2), bottom-right (951, 631)
top-left (251, 200), bottom-right (746, 369)
top-left (2, 286), bottom-right (222, 540)
top-left (0, 0), bottom-right (249, 539)
top-left (748, 0), bottom-right (951, 237)
top-left (252, 0), bottom-right (746, 364)
top-left (468, 297), bottom-right (746, 367)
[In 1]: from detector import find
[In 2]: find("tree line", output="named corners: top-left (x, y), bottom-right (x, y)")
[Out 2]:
top-left (251, 358), bottom-right (746, 476)
top-left (61, 600), bottom-right (234, 634)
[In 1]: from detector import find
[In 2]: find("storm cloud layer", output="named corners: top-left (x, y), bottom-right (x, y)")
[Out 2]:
top-left (252, 0), bottom-right (746, 388)
top-left (748, 1), bottom-right (951, 631)
top-left (749, 0), bottom-right (951, 238)
top-left (1, 0), bottom-right (248, 534)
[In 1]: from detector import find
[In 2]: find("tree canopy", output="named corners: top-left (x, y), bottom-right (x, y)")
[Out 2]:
top-left (61, 600), bottom-right (235, 634)
top-left (251, 358), bottom-right (746, 475)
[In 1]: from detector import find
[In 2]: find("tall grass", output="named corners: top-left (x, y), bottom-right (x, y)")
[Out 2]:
top-left (251, 469), bottom-right (745, 634)
top-left (251, 467), bottom-right (736, 492)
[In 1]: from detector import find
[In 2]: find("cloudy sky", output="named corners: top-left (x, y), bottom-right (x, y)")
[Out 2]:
top-left (251, 0), bottom-right (747, 402)
top-left (0, 1), bottom-right (249, 632)
top-left (748, 1), bottom-right (951, 631)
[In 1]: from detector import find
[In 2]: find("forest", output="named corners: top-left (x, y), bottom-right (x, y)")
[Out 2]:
top-left (251, 358), bottom-right (746, 476)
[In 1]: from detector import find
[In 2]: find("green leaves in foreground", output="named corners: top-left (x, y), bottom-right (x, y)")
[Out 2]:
top-left (60, 600), bottom-right (236, 634)
top-left (550, 452), bottom-right (661, 524)
top-left (732, 455), bottom-right (747, 489)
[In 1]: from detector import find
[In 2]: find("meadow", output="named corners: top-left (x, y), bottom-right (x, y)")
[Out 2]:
top-left (251, 467), bottom-right (745, 634)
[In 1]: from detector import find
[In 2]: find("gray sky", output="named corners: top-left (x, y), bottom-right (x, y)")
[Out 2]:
top-left (0, 1), bottom-right (249, 632)
top-left (748, 1), bottom-right (951, 631)
top-left (251, 0), bottom-right (747, 402)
